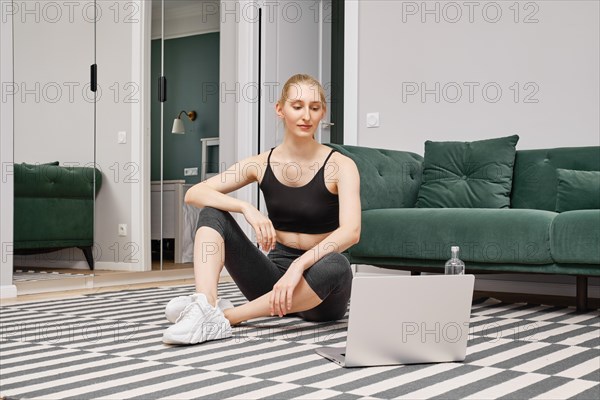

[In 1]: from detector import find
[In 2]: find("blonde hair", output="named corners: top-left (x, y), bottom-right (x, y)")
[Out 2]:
top-left (277, 74), bottom-right (327, 109)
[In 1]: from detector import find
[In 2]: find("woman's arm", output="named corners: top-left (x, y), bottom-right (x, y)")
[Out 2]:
top-left (184, 155), bottom-right (277, 251)
top-left (291, 155), bottom-right (362, 271)
top-left (184, 156), bottom-right (260, 213)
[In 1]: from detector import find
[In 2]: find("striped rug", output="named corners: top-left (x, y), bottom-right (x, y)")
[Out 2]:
top-left (12, 270), bottom-right (88, 282)
top-left (1, 282), bottom-right (598, 400)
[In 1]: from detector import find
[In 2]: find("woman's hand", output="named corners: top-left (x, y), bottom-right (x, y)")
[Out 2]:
top-left (270, 263), bottom-right (304, 317)
top-left (242, 204), bottom-right (276, 251)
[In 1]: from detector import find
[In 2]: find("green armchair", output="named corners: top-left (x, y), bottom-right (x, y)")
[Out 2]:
top-left (13, 162), bottom-right (102, 270)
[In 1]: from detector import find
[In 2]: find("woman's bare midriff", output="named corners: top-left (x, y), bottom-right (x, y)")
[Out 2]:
top-left (275, 230), bottom-right (333, 251)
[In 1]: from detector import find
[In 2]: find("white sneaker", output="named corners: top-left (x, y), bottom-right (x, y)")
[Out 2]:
top-left (162, 293), bottom-right (232, 345)
top-left (165, 295), bottom-right (234, 323)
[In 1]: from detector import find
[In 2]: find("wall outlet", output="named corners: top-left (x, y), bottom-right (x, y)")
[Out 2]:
top-left (118, 131), bottom-right (127, 144)
top-left (184, 167), bottom-right (198, 176)
top-left (118, 224), bottom-right (127, 237)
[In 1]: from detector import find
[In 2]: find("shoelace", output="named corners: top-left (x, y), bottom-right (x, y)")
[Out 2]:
top-left (175, 299), bottom-right (210, 324)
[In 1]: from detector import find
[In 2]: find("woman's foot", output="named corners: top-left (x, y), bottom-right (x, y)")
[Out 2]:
top-left (162, 293), bottom-right (232, 345)
top-left (165, 295), bottom-right (234, 323)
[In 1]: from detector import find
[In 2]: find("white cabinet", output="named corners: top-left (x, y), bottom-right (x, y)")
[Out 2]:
top-left (151, 180), bottom-right (192, 263)
top-left (151, 138), bottom-right (219, 264)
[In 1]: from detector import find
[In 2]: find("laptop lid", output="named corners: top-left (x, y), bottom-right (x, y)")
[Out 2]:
top-left (342, 274), bottom-right (475, 367)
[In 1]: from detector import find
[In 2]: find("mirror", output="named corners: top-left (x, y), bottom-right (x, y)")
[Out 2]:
top-left (12, 0), bottom-right (97, 283)
top-left (150, 0), bottom-right (220, 271)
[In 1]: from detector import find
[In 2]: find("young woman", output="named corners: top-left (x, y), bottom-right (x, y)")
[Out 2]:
top-left (163, 74), bottom-right (361, 345)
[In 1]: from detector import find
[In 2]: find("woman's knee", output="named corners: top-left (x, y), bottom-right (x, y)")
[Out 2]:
top-left (195, 206), bottom-right (231, 237)
top-left (198, 206), bottom-right (228, 223)
top-left (322, 253), bottom-right (352, 284)
top-left (304, 253), bottom-right (352, 298)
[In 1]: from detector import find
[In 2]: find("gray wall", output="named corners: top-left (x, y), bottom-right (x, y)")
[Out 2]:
top-left (354, 0), bottom-right (599, 297)
top-left (357, 0), bottom-right (599, 154)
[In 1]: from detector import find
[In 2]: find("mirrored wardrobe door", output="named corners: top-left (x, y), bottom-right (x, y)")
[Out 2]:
top-left (94, 0), bottom-right (148, 275)
top-left (159, 0), bottom-right (221, 272)
top-left (12, 0), bottom-right (97, 281)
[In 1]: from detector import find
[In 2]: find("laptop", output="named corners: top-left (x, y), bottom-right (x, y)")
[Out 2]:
top-left (315, 274), bottom-right (475, 368)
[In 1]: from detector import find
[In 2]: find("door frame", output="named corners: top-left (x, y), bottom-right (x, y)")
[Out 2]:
top-left (0, 0), bottom-right (17, 297)
top-left (343, 0), bottom-right (358, 146)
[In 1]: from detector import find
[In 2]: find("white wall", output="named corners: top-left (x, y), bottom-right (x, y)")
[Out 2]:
top-left (357, 0), bottom-right (600, 154)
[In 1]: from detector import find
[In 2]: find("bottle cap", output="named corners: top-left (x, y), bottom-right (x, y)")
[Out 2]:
top-left (451, 246), bottom-right (459, 252)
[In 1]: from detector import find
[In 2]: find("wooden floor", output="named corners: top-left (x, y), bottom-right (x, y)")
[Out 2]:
top-left (2, 275), bottom-right (232, 305)
top-left (4, 277), bottom-right (598, 311)
top-left (12, 259), bottom-right (193, 276)
top-left (7, 262), bottom-right (600, 310)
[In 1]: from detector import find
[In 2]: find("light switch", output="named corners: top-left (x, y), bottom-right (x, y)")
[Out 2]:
top-left (366, 113), bottom-right (380, 128)
top-left (118, 131), bottom-right (127, 144)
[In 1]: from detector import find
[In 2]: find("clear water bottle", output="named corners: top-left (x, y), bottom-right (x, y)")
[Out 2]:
top-left (445, 246), bottom-right (465, 275)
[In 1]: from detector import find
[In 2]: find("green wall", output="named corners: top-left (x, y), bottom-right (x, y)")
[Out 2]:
top-left (151, 33), bottom-right (220, 184)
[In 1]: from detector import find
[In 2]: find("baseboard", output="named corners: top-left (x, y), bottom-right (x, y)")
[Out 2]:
top-left (94, 262), bottom-right (148, 272)
top-left (0, 284), bottom-right (18, 298)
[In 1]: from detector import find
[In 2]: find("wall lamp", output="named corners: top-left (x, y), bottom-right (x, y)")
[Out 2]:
top-left (171, 110), bottom-right (197, 134)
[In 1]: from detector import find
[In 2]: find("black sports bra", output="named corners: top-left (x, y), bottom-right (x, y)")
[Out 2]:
top-left (258, 147), bottom-right (340, 234)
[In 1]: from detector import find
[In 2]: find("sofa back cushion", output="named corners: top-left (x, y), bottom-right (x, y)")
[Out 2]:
top-left (325, 144), bottom-right (423, 210)
top-left (415, 135), bottom-right (519, 208)
top-left (511, 146), bottom-right (600, 211)
top-left (555, 169), bottom-right (600, 212)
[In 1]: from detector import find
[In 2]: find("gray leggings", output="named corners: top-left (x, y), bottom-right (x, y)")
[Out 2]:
top-left (195, 207), bottom-right (353, 322)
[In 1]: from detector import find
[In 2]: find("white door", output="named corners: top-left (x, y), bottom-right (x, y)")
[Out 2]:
top-left (260, 0), bottom-right (332, 149)
top-left (259, 0), bottom-right (332, 212)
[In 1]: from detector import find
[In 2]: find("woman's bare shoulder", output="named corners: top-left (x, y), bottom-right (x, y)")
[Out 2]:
top-left (328, 148), bottom-right (357, 169)
top-left (244, 149), bottom-right (272, 182)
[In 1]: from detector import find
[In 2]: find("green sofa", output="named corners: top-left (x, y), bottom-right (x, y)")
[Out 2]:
top-left (13, 163), bottom-right (102, 270)
top-left (326, 144), bottom-right (600, 311)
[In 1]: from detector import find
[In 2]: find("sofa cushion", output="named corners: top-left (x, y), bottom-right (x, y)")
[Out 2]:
top-left (415, 135), bottom-right (519, 208)
top-left (511, 146), bottom-right (600, 211)
top-left (555, 169), bottom-right (600, 212)
top-left (551, 210), bottom-right (600, 264)
top-left (351, 208), bottom-right (555, 264)
top-left (325, 144), bottom-right (423, 210)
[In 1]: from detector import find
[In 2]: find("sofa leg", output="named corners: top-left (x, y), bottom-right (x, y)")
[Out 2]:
top-left (411, 271), bottom-right (421, 276)
top-left (576, 276), bottom-right (587, 312)
top-left (79, 247), bottom-right (94, 270)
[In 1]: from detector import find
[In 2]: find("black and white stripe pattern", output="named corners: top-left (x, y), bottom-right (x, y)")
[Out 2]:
top-left (1, 282), bottom-right (598, 399)
top-left (12, 270), bottom-right (87, 282)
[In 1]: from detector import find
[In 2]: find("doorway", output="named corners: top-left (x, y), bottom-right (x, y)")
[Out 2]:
top-left (149, 0), bottom-right (221, 271)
